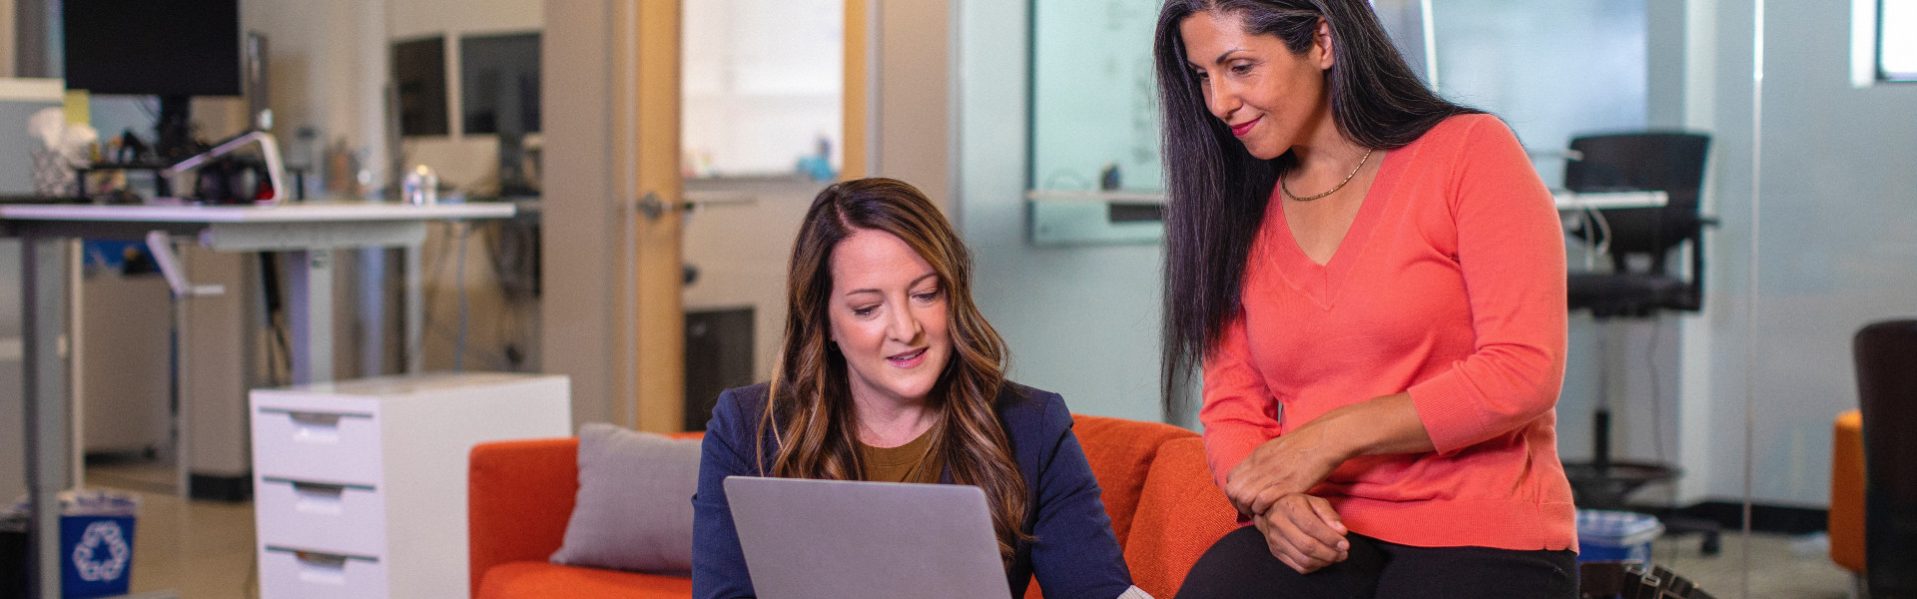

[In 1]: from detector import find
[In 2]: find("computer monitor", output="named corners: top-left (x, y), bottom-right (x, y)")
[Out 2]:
top-left (62, 0), bottom-right (243, 160)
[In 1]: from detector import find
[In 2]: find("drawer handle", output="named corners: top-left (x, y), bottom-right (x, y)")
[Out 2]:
top-left (291, 482), bottom-right (347, 514)
top-left (294, 551), bottom-right (348, 584)
top-left (288, 412), bottom-right (343, 443)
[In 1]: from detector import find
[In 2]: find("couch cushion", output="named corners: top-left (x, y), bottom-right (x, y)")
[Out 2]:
top-left (470, 438), bottom-right (582, 593)
top-left (1124, 437), bottom-right (1239, 599)
top-left (1070, 415), bottom-right (1198, 546)
top-left (476, 561), bottom-right (692, 599)
top-left (550, 423), bottom-right (703, 574)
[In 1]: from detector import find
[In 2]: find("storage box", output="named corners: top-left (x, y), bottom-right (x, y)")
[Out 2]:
top-left (1577, 509), bottom-right (1663, 566)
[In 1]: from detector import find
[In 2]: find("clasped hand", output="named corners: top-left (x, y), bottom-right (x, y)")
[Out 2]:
top-left (1225, 424), bottom-right (1351, 574)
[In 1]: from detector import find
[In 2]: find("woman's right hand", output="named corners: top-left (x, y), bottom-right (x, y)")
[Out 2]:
top-left (1250, 493), bottom-right (1350, 574)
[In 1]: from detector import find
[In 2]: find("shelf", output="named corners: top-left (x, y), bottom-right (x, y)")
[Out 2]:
top-left (1024, 189), bottom-right (1166, 246)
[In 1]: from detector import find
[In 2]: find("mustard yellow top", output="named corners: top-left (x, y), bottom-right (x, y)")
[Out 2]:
top-left (858, 430), bottom-right (941, 484)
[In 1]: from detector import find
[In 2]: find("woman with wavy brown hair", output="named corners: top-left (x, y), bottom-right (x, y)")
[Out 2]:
top-left (692, 177), bottom-right (1145, 599)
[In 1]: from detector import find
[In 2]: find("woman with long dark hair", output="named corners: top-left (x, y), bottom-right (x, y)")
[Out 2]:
top-left (1153, 1), bottom-right (1577, 597)
top-left (692, 178), bottom-right (1147, 599)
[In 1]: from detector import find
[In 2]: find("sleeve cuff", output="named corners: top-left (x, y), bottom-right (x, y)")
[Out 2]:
top-left (1407, 371), bottom-right (1489, 456)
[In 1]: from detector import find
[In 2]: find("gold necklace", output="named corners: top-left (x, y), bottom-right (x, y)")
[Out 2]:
top-left (1280, 148), bottom-right (1375, 202)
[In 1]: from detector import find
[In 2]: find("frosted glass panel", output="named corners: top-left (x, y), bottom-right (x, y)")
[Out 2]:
top-left (1028, 1), bottom-right (1434, 194)
top-left (1431, 1), bottom-right (1647, 185)
top-left (1028, 0), bottom-right (1163, 193)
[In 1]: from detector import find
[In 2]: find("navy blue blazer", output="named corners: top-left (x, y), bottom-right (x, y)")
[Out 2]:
top-left (691, 382), bottom-right (1134, 599)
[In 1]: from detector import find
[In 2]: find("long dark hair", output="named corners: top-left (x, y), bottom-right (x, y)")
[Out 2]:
top-left (1154, 0), bottom-right (1476, 414)
top-left (757, 177), bottom-right (1031, 563)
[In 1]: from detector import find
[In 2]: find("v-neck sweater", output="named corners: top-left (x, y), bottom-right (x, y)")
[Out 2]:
top-left (1200, 114), bottom-right (1576, 551)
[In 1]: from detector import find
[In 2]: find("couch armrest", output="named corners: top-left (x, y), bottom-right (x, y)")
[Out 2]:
top-left (1124, 437), bottom-right (1239, 599)
top-left (469, 437), bottom-right (580, 596)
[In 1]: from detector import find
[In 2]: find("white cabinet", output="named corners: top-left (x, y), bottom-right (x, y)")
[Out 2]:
top-left (250, 372), bottom-right (570, 599)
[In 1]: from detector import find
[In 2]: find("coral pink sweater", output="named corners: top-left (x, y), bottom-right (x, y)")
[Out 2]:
top-left (1201, 114), bottom-right (1577, 551)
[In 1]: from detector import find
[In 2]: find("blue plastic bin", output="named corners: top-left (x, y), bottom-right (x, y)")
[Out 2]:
top-left (6, 491), bottom-right (140, 598)
top-left (1576, 509), bottom-right (1663, 566)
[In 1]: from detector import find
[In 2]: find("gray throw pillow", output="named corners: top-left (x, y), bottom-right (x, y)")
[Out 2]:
top-left (549, 423), bottom-right (702, 574)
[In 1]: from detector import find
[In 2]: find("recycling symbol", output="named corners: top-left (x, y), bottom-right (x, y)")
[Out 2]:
top-left (71, 521), bottom-right (131, 582)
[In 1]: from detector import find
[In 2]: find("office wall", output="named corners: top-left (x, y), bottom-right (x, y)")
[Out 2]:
top-left (540, 0), bottom-right (625, 427)
top-left (871, 0), bottom-right (954, 212)
top-left (956, 0), bottom-right (1166, 423)
top-left (1690, 0), bottom-right (1917, 508)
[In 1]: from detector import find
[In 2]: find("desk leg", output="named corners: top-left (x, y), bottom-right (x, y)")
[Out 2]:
top-left (22, 236), bottom-right (70, 599)
top-left (405, 245), bottom-right (423, 374)
top-left (287, 249), bottom-right (334, 384)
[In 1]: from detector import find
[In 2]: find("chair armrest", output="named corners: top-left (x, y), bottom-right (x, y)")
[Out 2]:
top-left (468, 437), bottom-right (580, 596)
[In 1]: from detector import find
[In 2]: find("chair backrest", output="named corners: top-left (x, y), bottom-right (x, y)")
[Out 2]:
top-left (1853, 319), bottom-right (1917, 595)
top-left (1564, 132), bottom-right (1711, 276)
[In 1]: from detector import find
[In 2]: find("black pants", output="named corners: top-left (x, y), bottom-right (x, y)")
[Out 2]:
top-left (1176, 526), bottom-right (1578, 599)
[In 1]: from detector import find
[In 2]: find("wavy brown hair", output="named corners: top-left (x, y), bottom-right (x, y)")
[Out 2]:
top-left (756, 177), bottom-right (1031, 563)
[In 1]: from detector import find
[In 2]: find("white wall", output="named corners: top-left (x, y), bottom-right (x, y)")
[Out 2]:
top-left (956, 0), bottom-right (1166, 423)
top-left (1689, 0), bottom-right (1917, 508)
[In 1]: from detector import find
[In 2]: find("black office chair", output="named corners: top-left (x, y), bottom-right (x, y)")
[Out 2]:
top-left (1558, 132), bottom-right (1720, 554)
top-left (1854, 320), bottom-right (1917, 598)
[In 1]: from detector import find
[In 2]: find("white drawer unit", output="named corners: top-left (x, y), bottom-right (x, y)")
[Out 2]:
top-left (250, 372), bottom-right (571, 599)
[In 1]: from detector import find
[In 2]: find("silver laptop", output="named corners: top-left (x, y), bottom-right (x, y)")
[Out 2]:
top-left (724, 476), bottom-right (1013, 599)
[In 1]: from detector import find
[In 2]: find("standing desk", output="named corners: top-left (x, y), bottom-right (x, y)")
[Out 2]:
top-left (1, 201), bottom-right (513, 598)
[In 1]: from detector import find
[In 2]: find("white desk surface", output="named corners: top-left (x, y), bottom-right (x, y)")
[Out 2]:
top-left (0, 201), bottom-right (514, 223)
top-left (1552, 190), bottom-right (1667, 210)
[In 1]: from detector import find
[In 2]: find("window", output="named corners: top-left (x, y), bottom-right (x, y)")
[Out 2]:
top-left (1881, 0), bottom-right (1917, 81)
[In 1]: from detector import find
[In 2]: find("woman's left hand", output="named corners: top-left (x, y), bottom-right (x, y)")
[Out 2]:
top-left (1224, 418), bottom-right (1351, 518)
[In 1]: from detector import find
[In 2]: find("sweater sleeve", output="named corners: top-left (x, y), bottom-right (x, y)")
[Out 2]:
top-left (1198, 314), bottom-right (1282, 489)
top-left (1027, 393), bottom-right (1136, 599)
top-left (691, 389), bottom-right (760, 599)
top-left (1405, 117), bottom-right (1570, 456)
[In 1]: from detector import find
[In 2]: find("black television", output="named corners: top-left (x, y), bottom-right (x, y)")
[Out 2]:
top-left (63, 0), bottom-right (242, 159)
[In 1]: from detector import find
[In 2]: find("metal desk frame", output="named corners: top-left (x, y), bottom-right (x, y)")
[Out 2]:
top-left (2, 202), bottom-right (513, 598)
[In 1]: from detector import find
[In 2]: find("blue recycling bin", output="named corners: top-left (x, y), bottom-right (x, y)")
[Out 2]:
top-left (1576, 509), bottom-right (1663, 567)
top-left (10, 491), bottom-right (141, 599)
top-left (59, 513), bottom-right (137, 597)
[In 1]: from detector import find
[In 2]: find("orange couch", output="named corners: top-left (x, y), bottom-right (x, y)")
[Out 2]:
top-left (468, 415), bottom-right (1238, 598)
